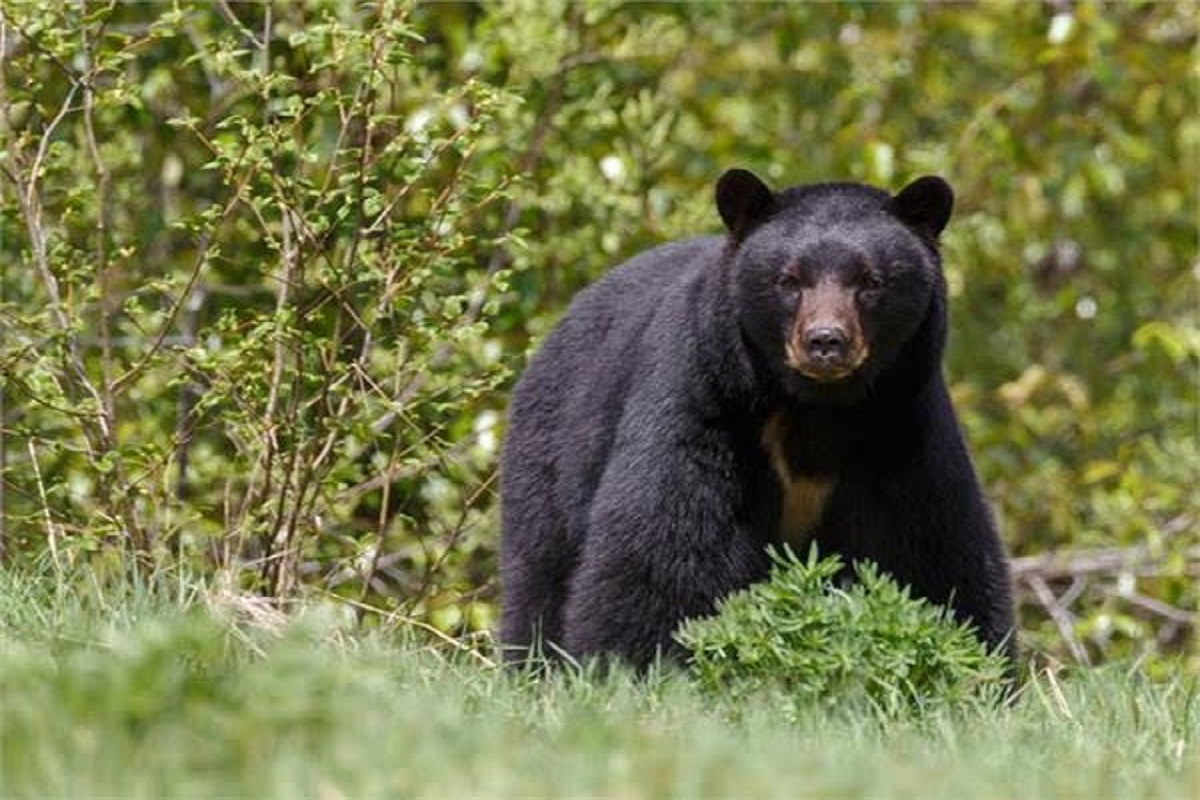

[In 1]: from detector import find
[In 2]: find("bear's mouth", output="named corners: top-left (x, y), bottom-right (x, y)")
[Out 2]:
top-left (784, 339), bottom-right (869, 383)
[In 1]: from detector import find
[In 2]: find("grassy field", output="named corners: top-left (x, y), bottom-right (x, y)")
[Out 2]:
top-left (0, 572), bottom-right (1195, 799)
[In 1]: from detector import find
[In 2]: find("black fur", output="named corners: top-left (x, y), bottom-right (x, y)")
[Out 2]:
top-left (500, 170), bottom-right (1015, 668)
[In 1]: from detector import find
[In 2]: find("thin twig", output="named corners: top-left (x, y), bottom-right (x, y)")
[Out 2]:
top-left (326, 591), bottom-right (497, 669)
top-left (1117, 592), bottom-right (1196, 627)
top-left (26, 439), bottom-right (62, 573)
top-left (1027, 573), bottom-right (1091, 666)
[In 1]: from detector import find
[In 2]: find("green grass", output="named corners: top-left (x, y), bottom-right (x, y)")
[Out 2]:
top-left (0, 570), bottom-right (1196, 799)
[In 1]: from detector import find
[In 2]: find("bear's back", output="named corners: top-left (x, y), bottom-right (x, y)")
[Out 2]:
top-left (504, 235), bottom-right (723, 539)
top-left (558, 236), bottom-right (719, 345)
top-left (515, 235), bottom-right (721, 403)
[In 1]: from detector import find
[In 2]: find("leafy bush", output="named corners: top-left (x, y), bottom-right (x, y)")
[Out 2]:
top-left (678, 548), bottom-right (1012, 714)
top-left (0, 2), bottom-right (516, 630)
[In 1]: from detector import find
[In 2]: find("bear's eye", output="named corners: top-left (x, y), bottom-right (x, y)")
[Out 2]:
top-left (776, 273), bottom-right (802, 292)
top-left (857, 272), bottom-right (884, 295)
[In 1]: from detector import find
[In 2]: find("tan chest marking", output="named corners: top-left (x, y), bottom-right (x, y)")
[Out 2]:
top-left (761, 412), bottom-right (836, 549)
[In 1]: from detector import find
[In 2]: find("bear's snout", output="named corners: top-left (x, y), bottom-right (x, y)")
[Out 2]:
top-left (785, 281), bottom-right (868, 382)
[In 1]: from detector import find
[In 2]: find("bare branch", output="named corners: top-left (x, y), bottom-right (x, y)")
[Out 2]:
top-left (1011, 544), bottom-right (1200, 580)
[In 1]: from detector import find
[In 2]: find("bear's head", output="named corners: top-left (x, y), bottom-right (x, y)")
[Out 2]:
top-left (717, 169), bottom-right (952, 404)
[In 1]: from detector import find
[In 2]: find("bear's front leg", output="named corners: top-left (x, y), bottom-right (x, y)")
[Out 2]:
top-left (560, 448), bottom-right (769, 668)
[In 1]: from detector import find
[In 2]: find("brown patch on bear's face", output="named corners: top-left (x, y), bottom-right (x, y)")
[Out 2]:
top-left (783, 275), bottom-right (869, 383)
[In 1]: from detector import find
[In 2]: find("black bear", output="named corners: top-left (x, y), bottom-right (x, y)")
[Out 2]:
top-left (500, 169), bottom-right (1015, 668)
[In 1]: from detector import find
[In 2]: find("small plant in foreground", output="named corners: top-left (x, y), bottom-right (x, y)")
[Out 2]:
top-left (677, 548), bottom-right (1011, 714)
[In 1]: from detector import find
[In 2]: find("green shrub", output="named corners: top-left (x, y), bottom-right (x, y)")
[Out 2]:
top-left (677, 548), bottom-right (1011, 714)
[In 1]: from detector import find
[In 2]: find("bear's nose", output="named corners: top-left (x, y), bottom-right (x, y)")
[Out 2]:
top-left (804, 326), bottom-right (849, 361)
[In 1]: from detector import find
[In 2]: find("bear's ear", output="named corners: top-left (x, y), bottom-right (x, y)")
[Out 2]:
top-left (716, 168), bottom-right (775, 238)
top-left (888, 176), bottom-right (954, 239)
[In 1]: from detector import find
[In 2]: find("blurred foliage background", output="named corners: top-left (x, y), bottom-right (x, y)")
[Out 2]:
top-left (0, 0), bottom-right (1195, 669)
